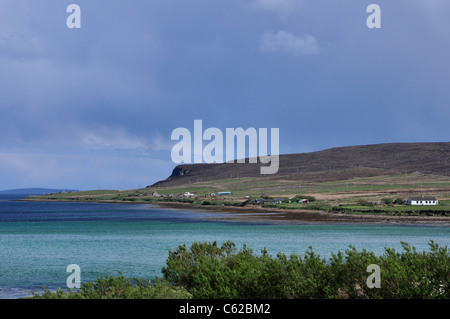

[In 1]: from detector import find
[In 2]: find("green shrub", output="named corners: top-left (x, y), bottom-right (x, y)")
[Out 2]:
top-left (357, 199), bottom-right (373, 206)
top-left (162, 240), bottom-right (450, 299)
top-left (28, 275), bottom-right (191, 299)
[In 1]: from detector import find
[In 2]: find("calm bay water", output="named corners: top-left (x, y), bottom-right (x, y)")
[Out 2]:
top-left (1, 194), bottom-right (449, 299)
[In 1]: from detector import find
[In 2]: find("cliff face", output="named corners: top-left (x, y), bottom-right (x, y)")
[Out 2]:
top-left (170, 166), bottom-right (191, 178)
top-left (151, 142), bottom-right (450, 187)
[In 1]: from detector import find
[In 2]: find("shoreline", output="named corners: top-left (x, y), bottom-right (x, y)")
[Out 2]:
top-left (153, 201), bottom-right (450, 226)
top-left (21, 198), bottom-right (450, 226)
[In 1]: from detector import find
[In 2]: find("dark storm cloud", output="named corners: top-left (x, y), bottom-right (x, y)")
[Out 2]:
top-left (0, 0), bottom-right (449, 189)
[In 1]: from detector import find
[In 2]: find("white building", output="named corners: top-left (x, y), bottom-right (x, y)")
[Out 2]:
top-left (183, 192), bottom-right (195, 197)
top-left (407, 196), bottom-right (438, 206)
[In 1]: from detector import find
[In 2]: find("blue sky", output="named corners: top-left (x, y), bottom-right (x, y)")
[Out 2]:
top-left (0, 0), bottom-right (449, 190)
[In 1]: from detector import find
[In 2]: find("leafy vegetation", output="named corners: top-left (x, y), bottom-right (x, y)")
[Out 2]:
top-left (29, 241), bottom-right (450, 299)
top-left (357, 199), bottom-right (374, 207)
top-left (28, 275), bottom-right (191, 299)
top-left (162, 240), bottom-right (450, 299)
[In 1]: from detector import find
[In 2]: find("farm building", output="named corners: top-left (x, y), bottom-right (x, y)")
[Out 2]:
top-left (407, 196), bottom-right (438, 206)
top-left (217, 192), bottom-right (232, 196)
top-left (183, 192), bottom-right (195, 197)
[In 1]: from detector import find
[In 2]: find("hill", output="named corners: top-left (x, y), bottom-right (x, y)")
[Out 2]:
top-left (152, 142), bottom-right (450, 187)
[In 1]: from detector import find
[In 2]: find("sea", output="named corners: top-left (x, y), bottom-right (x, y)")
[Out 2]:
top-left (1, 194), bottom-right (449, 299)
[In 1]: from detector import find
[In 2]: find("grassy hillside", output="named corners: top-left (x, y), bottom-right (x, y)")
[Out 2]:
top-left (153, 142), bottom-right (450, 187)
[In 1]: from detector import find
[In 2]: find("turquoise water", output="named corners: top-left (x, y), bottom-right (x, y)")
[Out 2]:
top-left (1, 194), bottom-right (449, 299)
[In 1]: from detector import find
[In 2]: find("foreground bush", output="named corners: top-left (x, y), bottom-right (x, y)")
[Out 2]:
top-left (29, 275), bottom-right (191, 299)
top-left (162, 240), bottom-right (449, 299)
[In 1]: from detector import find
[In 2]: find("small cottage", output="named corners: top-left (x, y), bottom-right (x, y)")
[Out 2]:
top-left (407, 196), bottom-right (438, 206)
top-left (183, 192), bottom-right (195, 197)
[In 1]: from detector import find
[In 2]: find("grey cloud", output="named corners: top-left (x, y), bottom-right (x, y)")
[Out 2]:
top-left (260, 31), bottom-right (320, 55)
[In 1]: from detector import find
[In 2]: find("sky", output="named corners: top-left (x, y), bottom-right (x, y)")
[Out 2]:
top-left (0, 0), bottom-right (449, 190)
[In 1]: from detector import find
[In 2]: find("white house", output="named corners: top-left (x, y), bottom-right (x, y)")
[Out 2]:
top-left (183, 192), bottom-right (195, 197)
top-left (407, 196), bottom-right (438, 206)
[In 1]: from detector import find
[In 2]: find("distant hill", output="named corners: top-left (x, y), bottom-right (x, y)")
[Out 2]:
top-left (0, 188), bottom-right (79, 195)
top-left (152, 142), bottom-right (450, 187)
